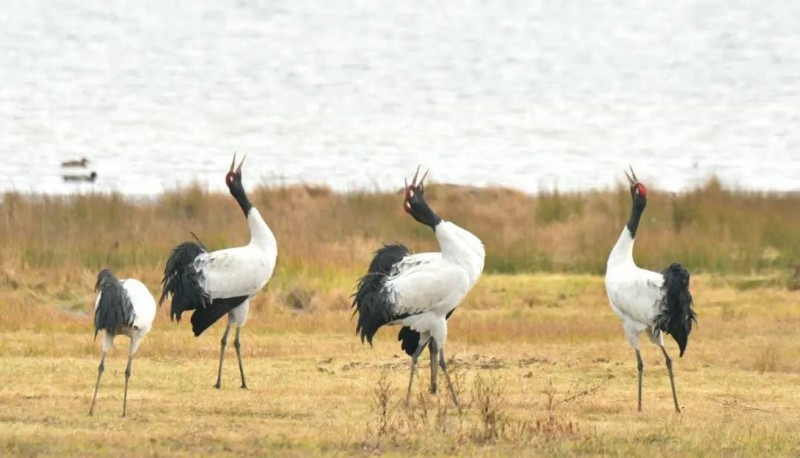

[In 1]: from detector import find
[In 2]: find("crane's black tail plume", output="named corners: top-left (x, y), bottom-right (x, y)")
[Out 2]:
top-left (191, 296), bottom-right (250, 336)
top-left (656, 263), bottom-right (698, 357)
top-left (398, 326), bottom-right (420, 356)
top-left (160, 241), bottom-right (209, 322)
top-left (352, 244), bottom-right (410, 345)
top-left (94, 269), bottom-right (134, 339)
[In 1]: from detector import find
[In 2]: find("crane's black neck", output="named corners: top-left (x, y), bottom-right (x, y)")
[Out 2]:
top-left (413, 203), bottom-right (442, 231)
top-left (230, 188), bottom-right (253, 217)
top-left (626, 200), bottom-right (646, 239)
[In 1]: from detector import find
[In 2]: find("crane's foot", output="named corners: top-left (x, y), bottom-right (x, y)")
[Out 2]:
top-left (240, 383), bottom-right (248, 390)
top-left (213, 382), bottom-right (222, 389)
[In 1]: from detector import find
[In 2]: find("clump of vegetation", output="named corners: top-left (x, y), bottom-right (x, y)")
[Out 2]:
top-left (364, 366), bottom-right (591, 452)
top-left (471, 374), bottom-right (506, 441)
top-left (753, 344), bottom-right (780, 373)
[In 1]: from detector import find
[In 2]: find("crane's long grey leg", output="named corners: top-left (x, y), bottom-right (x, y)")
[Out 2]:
top-left (214, 325), bottom-right (231, 389)
top-left (122, 354), bottom-right (133, 417)
top-left (428, 339), bottom-right (439, 394)
top-left (635, 349), bottom-right (644, 412)
top-left (405, 343), bottom-right (427, 406)
top-left (659, 345), bottom-right (681, 413)
top-left (89, 351), bottom-right (107, 416)
top-left (234, 327), bottom-right (247, 390)
top-left (438, 348), bottom-right (461, 411)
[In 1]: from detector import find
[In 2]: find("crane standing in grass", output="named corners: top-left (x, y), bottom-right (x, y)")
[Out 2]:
top-left (605, 166), bottom-right (698, 413)
top-left (160, 154), bottom-right (277, 389)
top-left (353, 167), bottom-right (485, 408)
top-left (89, 269), bottom-right (157, 417)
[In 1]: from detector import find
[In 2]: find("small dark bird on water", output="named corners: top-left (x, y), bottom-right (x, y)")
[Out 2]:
top-left (61, 157), bottom-right (89, 167)
top-left (63, 171), bottom-right (98, 182)
top-left (89, 269), bottom-right (156, 417)
top-left (605, 166), bottom-right (697, 413)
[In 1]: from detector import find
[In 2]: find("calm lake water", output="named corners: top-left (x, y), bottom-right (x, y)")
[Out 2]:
top-left (1, 0), bottom-right (798, 196)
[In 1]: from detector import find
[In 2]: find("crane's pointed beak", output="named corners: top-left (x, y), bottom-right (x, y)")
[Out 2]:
top-left (410, 165), bottom-right (421, 187)
top-left (229, 153), bottom-right (237, 173)
top-left (624, 167), bottom-right (635, 186)
top-left (235, 154), bottom-right (247, 174)
top-left (629, 165), bottom-right (638, 182)
top-left (419, 169), bottom-right (429, 189)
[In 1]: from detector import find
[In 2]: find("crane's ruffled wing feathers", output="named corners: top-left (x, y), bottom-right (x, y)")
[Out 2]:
top-left (352, 244), bottom-right (412, 344)
top-left (94, 269), bottom-right (135, 338)
top-left (160, 241), bottom-right (209, 322)
top-left (654, 263), bottom-right (697, 357)
top-left (365, 244), bottom-right (411, 275)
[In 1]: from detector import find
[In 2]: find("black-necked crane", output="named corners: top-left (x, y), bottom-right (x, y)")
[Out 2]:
top-left (159, 153), bottom-right (277, 389)
top-left (352, 167), bottom-right (485, 408)
top-left (605, 166), bottom-right (697, 413)
top-left (89, 269), bottom-right (157, 417)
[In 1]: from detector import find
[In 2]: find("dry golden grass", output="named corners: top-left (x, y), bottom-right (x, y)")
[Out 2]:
top-left (1, 271), bottom-right (799, 456)
top-left (2, 179), bottom-right (799, 277)
top-left (1, 184), bottom-right (799, 455)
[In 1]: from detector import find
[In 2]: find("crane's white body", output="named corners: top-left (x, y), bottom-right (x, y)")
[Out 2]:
top-left (387, 220), bottom-right (485, 350)
top-left (605, 227), bottom-right (666, 349)
top-left (94, 278), bottom-right (156, 353)
top-left (198, 206), bottom-right (276, 390)
top-left (196, 208), bottom-right (277, 326)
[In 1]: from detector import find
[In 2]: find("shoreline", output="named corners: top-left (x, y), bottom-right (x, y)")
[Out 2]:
top-left (3, 177), bottom-right (799, 201)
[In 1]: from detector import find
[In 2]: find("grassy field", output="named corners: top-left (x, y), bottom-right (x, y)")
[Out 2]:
top-left (1, 183), bottom-right (799, 455)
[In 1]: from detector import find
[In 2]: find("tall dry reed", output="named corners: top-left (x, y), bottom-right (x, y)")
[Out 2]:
top-left (2, 179), bottom-right (797, 279)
